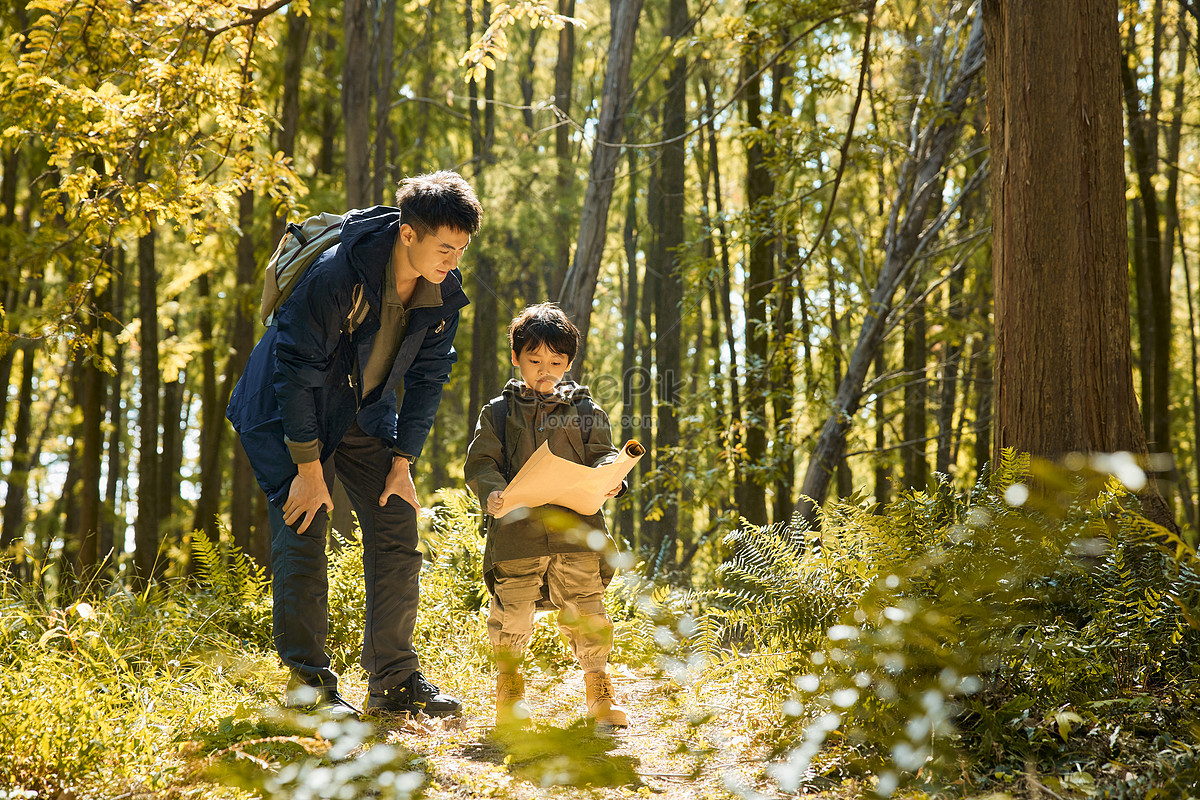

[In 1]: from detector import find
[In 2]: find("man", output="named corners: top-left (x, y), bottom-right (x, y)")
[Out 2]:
top-left (227, 170), bottom-right (482, 718)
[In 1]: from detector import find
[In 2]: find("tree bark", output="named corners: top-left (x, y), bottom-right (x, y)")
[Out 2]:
top-left (551, 0), bottom-right (577, 295)
top-left (101, 251), bottom-right (128, 570)
top-left (374, 0), bottom-right (396, 204)
top-left (230, 189), bottom-right (259, 555)
top-left (740, 21), bottom-right (773, 527)
top-left (618, 149), bottom-right (640, 548)
top-left (648, 0), bottom-right (687, 574)
top-left (133, 186), bottom-right (161, 587)
top-left (76, 279), bottom-right (105, 577)
top-left (557, 0), bottom-right (645, 374)
top-left (344, 0), bottom-right (372, 208)
top-left (983, 0), bottom-right (1176, 530)
top-left (902, 296), bottom-right (928, 488)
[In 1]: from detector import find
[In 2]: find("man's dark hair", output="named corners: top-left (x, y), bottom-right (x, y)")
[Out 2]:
top-left (508, 303), bottom-right (579, 362)
top-left (396, 170), bottom-right (483, 237)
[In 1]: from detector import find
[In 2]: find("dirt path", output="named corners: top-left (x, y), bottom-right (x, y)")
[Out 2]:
top-left (368, 666), bottom-right (773, 800)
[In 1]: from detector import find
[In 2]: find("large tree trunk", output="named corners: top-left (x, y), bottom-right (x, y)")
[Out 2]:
top-left (797, 10), bottom-right (983, 525)
top-left (344, 0), bottom-right (372, 208)
top-left (557, 0), bottom-right (645, 374)
top-left (983, 0), bottom-right (1176, 531)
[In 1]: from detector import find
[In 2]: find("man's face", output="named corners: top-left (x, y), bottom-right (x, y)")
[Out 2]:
top-left (399, 223), bottom-right (470, 284)
top-left (512, 343), bottom-right (572, 394)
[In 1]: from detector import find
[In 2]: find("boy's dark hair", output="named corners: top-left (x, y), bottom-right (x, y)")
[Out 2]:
top-left (509, 303), bottom-right (579, 361)
top-left (396, 170), bottom-right (483, 238)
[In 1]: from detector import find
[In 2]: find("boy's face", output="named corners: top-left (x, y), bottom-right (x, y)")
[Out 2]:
top-left (512, 343), bottom-right (572, 394)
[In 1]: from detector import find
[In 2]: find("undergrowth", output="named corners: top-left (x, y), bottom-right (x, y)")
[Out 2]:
top-left (697, 449), bottom-right (1200, 798)
top-left (4, 455), bottom-right (1198, 799)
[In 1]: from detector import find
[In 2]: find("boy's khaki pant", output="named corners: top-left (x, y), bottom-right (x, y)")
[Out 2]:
top-left (488, 552), bottom-right (613, 672)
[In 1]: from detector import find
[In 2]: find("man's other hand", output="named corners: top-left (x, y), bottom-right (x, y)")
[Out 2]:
top-left (381, 456), bottom-right (420, 511)
top-left (283, 460), bottom-right (332, 533)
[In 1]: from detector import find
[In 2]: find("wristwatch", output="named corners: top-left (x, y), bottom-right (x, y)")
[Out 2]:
top-left (393, 450), bottom-right (417, 469)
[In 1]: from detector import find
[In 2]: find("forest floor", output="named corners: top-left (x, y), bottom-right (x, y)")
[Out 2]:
top-left (316, 664), bottom-right (853, 800)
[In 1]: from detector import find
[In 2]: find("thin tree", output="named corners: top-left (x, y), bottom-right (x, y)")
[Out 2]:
top-left (558, 0), bottom-right (646, 373)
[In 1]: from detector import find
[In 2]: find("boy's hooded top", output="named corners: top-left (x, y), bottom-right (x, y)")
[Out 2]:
top-left (465, 378), bottom-right (622, 599)
top-left (227, 205), bottom-right (468, 505)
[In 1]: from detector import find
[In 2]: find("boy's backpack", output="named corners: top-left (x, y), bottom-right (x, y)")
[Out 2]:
top-left (259, 211), bottom-right (368, 332)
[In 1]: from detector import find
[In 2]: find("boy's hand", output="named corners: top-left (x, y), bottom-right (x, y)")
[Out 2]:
top-left (487, 490), bottom-right (504, 516)
top-left (283, 461), bottom-right (333, 534)
top-left (381, 456), bottom-right (420, 511)
top-left (605, 483), bottom-right (622, 498)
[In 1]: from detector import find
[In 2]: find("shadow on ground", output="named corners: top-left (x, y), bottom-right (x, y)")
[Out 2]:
top-left (462, 719), bottom-right (645, 789)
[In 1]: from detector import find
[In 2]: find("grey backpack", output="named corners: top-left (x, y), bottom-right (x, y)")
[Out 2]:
top-left (259, 212), bottom-right (367, 332)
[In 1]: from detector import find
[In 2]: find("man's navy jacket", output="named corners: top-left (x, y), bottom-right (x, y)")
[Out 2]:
top-left (226, 205), bottom-right (469, 506)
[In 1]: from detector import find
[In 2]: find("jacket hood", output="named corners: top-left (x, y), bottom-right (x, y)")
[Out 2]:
top-left (503, 377), bottom-right (592, 407)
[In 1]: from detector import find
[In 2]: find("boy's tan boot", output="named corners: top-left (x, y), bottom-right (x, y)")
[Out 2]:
top-left (495, 672), bottom-right (529, 726)
top-left (584, 671), bottom-right (629, 728)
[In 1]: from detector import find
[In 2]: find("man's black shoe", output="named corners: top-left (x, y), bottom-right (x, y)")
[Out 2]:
top-left (285, 677), bottom-right (362, 720)
top-left (365, 671), bottom-right (461, 718)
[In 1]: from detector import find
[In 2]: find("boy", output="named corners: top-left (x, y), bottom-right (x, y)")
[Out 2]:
top-left (227, 170), bottom-right (481, 719)
top-left (464, 303), bottom-right (629, 728)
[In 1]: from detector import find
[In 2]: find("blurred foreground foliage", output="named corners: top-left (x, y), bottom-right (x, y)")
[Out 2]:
top-left (698, 448), bottom-right (1200, 798)
top-left (1, 455), bottom-right (1198, 798)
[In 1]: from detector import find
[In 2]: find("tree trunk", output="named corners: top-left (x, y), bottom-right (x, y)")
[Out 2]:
top-left (557, 0), bottom-right (645, 374)
top-left (101, 251), bottom-right (128, 570)
top-left (344, 0), bottom-right (372, 208)
top-left (983, 0), bottom-right (1176, 531)
top-left (274, 7), bottom-right (311, 243)
top-left (230, 189), bottom-right (259, 555)
top-left (192, 271), bottom-right (224, 549)
top-left (1120, 25), bottom-right (1170, 457)
top-left (648, 0), bottom-right (687, 574)
top-left (134, 189), bottom-right (161, 587)
top-left (76, 280), bottom-right (105, 577)
top-left (551, 0), bottom-right (577, 295)
top-left (873, 348), bottom-right (892, 508)
top-left (618, 150), bottom-right (640, 548)
top-left (374, 0), bottom-right (396, 204)
top-left (1, 338), bottom-right (36, 577)
top-left (902, 296), bottom-right (928, 489)
top-left (740, 24), bottom-right (773, 527)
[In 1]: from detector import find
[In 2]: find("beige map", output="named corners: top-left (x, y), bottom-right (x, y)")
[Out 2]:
top-left (495, 439), bottom-right (646, 518)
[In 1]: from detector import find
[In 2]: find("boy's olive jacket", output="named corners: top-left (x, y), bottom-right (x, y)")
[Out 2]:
top-left (464, 379), bottom-right (624, 602)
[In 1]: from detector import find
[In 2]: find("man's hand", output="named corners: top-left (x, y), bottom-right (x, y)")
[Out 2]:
top-left (486, 490), bottom-right (504, 516)
top-left (283, 460), bottom-right (333, 534)
top-left (604, 483), bottom-right (622, 499)
top-left (381, 456), bottom-right (420, 511)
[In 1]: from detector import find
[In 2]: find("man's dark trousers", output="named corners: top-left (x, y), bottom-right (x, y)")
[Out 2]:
top-left (268, 422), bottom-right (421, 694)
